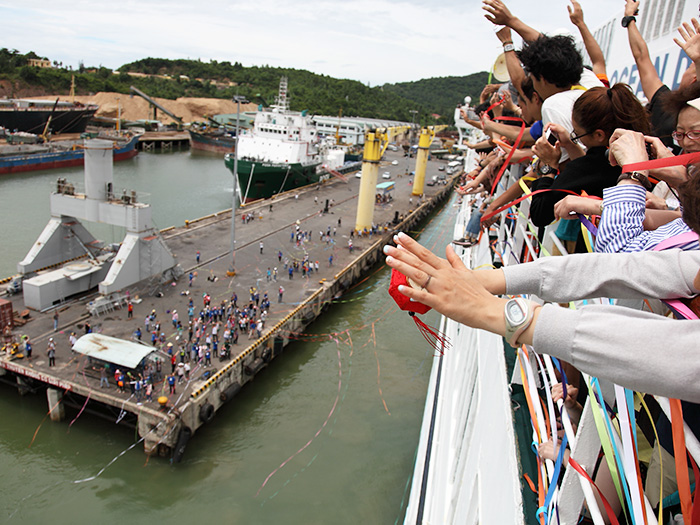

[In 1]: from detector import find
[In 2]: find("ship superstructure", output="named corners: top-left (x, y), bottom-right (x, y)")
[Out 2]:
top-left (225, 77), bottom-right (323, 202)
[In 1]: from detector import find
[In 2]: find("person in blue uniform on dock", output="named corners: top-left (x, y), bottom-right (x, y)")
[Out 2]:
top-left (24, 336), bottom-right (32, 360)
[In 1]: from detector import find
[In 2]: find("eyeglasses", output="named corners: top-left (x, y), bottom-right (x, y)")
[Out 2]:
top-left (671, 130), bottom-right (700, 141)
top-left (570, 129), bottom-right (593, 144)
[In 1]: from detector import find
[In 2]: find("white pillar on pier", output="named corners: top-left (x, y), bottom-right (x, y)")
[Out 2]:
top-left (46, 388), bottom-right (65, 422)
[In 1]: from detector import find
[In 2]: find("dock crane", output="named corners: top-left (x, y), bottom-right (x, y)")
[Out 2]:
top-left (335, 108), bottom-right (344, 145)
top-left (129, 86), bottom-right (184, 130)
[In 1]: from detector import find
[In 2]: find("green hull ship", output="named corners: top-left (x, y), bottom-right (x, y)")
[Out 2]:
top-left (223, 76), bottom-right (328, 203)
top-left (224, 157), bottom-right (324, 203)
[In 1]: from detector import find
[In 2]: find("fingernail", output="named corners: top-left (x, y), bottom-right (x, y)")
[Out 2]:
top-left (386, 256), bottom-right (394, 264)
top-left (397, 232), bottom-right (407, 239)
top-left (397, 284), bottom-right (407, 293)
top-left (383, 245), bottom-right (392, 255)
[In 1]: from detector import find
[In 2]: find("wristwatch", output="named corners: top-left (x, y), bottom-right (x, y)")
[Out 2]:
top-left (504, 298), bottom-right (535, 347)
top-left (617, 171), bottom-right (652, 190)
top-left (537, 161), bottom-right (557, 176)
top-left (503, 43), bottom-right (515, 53)
top-left (621, 15), bottom-right (636, 28)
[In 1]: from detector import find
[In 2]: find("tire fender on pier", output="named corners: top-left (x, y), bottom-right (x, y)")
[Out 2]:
top-left (244, 358), bottom-right (265, 376)
top-left (199, 403), bottom-right (215, 424)
top-left (172, 426), bottom-right (192, 463)
top-left (219, 382), bottom-right (241, 403)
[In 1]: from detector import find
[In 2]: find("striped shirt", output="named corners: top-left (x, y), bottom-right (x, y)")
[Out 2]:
top-left (594, 184), bottom-right (698, 253)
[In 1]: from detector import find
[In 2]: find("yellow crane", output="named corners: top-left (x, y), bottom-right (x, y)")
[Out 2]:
top-left (412, 125), bottom-right (447, 196)
top-left (354, 125), bottom-right (410, 231)
top-left (335, 108), bottom-right (344, 145)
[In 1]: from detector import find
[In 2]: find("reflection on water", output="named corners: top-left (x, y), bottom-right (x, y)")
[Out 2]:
top-left (0, 151), bottom-right (233, 278)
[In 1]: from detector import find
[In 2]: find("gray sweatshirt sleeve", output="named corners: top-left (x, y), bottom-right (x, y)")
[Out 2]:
top-left (502, 249), bottom-right (700, 301)
top-left (533, 304), bottom-right (700, 402)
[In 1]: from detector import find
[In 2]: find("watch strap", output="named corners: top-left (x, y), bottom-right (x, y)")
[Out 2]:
top-left (503, 43), bottom-right (515, 53)
top-left (504, 298), bottom-right (535, 347)
top-left (621, 15), bottom-right (636, 28)
top-left (537, 162), bottom-right (558, 176)
top-left (618, 171), bottom-right (652, 191)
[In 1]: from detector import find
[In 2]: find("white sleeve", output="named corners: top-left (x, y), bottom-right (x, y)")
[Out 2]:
top-left (534, 304), bottom-right (700, 402)
top-left (502, 249), bottom-right (700, 300)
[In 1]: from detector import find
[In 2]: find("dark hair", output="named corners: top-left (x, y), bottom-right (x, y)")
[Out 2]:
top-left (663, 81), bottom-right (700, 123)
top-left (521, 76), bottom-right (537, 102)
top-left (572, 83), bottom-right (651, 138)
top-left (474, 101), bottom-right (492, 119)
top-left (678, 174), bottom-right (700, 235)
top-left (516, 35), bottom-right (583, 89)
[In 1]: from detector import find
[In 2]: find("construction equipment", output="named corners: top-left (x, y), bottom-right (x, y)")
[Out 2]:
top-left (40, 98), bottom-right (59, 142)
top-left (129, 86), bottom-right (184, 130)
top-left (335, 108), bottom-right (344, 145)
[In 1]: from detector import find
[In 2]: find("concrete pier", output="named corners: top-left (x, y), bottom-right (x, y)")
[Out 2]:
top-left (0, 147), bottom-right (460, 460)
top-left (47, 388), bottom-right (65, 421)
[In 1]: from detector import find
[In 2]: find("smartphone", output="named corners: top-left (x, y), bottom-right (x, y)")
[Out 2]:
top-left (546, 129), bottom-right (559, 146)
top-left (646, 142), bottom-right (657, 160)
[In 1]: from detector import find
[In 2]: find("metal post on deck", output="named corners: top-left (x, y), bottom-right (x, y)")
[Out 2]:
top-left (229, 95), bottom-right (245, 275)
top-left (412, 128), bottom-right (434, 196)
top-left (355, 130), bottom-right (383, 232)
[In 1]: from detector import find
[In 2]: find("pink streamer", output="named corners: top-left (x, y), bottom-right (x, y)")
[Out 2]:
top-left (69, 370), bottom-right (92, 428)
top-left (256, 336), bottom-right (343, 496)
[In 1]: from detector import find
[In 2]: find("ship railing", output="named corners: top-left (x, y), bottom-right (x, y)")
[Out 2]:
top-left (406, 149), bottom-right (700, 524)
top-left (492, 158), bottom-right (700, 522)
top-left (488, 162), bottom-right (615, 525)
top-left (52, 179), bottom-right (151, 206)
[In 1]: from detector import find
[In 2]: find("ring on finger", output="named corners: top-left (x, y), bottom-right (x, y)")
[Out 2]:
top-left (421, 275), bottom-right (432, 290)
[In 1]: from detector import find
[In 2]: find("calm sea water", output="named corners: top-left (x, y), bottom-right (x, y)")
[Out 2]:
top-left (0, 150), bottom-right (235, 278)
top-left (0, 150), bottom-right (456, 524)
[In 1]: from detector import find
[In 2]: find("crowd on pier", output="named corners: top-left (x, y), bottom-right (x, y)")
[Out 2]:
top-left (385, 0), bottom-right (700, 521)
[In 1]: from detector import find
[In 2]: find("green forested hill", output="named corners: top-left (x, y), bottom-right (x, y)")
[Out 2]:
top-left (0, 49), bottom-right (488, 125)
top-left (382, 73), bottom-right (491, 120)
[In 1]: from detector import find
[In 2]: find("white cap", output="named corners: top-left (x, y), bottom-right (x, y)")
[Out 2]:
top-left (688, 97), bottom-right (700, 112)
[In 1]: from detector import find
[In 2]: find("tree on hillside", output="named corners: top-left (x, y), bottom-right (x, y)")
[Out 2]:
top-left (0, 50), bottom-right (487, 124)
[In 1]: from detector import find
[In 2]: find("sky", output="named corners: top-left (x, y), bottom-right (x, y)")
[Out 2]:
top-left (2, 0), bottom-right (620, 86)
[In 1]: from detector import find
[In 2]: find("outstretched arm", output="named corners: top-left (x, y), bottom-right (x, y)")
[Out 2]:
top-left (495, 26), bottom-right (527, 93)
top-left (384, 233), bottom-right (700, 402)
top-left (483, 118), bottom-right (536, 145)
top-left (569, 0), bottom-right (607, 79)
top-left (674, 18), bottom-right (700, 78)
top-left (624, 0), bottom-right (663, 99)
top-left (482, 0), bottom-right (542, 42)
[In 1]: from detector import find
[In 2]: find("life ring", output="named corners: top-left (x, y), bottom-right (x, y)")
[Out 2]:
top-left (199, 403), bottom-right (215, 424)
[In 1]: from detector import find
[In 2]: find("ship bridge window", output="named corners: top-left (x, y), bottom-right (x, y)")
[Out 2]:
top-left (593, 18), bottom-right (616, 62)
top-left (640, 0), bottom-right (686, 41)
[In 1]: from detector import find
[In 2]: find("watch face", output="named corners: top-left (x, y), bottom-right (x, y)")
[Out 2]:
top-left (506, 300), bottom-right (526, 324)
